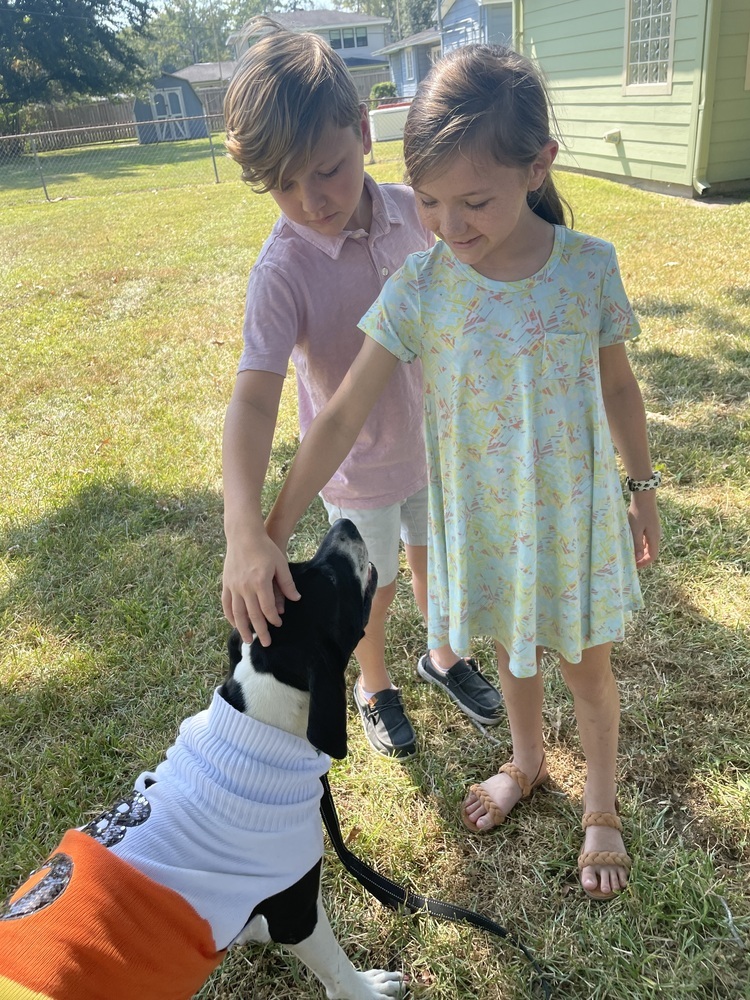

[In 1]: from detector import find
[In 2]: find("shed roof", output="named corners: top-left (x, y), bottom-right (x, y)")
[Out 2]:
top-left (172, 62), bottom-right (236, 85)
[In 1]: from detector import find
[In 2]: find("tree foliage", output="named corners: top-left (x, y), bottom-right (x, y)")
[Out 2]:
top-left (123, 0), bottom-right (267, 77)
top-left (330, 0), bottom-right (432, 41)
top-left (401, 0), bottom-right (434, 37)
top-left (0, 0), bottom-right (152, 119)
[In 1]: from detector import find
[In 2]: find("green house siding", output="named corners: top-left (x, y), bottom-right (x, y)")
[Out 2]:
top-left (706, 0), bottom-right (750, 185)
top-left (521, 0), bottom-right (705, 189)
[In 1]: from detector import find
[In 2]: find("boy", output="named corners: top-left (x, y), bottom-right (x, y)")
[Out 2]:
top-left (221, 20), bottom-right (502, 760)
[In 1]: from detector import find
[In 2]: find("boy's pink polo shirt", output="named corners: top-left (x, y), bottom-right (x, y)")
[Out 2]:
top-left (238, 175), bottom-right (431, 509)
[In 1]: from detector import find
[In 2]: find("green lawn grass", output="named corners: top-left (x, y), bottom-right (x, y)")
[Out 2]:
top-left (0, 134), bottom-right (406, 205)
top-left (1, 164), bottom-right (748, 1000)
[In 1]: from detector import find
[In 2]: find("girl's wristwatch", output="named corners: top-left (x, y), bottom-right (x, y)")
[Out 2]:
top-left (626, 471), bottom-right (662, 492)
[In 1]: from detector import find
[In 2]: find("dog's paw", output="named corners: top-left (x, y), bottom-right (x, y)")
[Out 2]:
top-left (351, 968), bottom-right (405, 999)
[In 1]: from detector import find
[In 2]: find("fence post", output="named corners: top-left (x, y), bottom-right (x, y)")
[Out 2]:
top-left (30, 137), bottom-right (51, 202)
top-left (366, 103), bottom-right (376, 165)
top-left (205, 113), bottom-right (220, 184)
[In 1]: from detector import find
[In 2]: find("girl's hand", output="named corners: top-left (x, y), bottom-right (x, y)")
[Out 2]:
top-left (222, 532), bottom-right (300, 647)
top-left (627, 493), bottom-right (661, 568)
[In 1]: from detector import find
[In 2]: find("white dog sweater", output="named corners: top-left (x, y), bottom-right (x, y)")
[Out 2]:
top-left (109, 688), bottom-right (331, 948)
top-left (0, 690), bottom-right (331, 1000)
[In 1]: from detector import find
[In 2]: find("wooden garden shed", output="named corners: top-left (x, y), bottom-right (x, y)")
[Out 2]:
top-left (133, 74), bottom-right (209, 145)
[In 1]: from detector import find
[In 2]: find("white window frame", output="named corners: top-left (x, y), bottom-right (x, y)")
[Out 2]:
top-left (356, 26), bottom-right (368, 47)
top-left (623, 0), bottom-right (676, 96)
top-left (404, 47), bottom-right (415, 80)
top-left (329, 29), bottom-right (342, 49)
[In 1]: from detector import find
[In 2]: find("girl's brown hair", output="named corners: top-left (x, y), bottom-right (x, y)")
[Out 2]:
top-left (404, 44), bottom-right (572, 227)
top-left (224, 18), bottom-right (362, 192)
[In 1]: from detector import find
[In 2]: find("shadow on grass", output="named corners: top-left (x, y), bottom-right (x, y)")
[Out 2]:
top-left (631, 296), bottom-right (750, 408)
top-left (0, 478), bottom-right (229, 855)
top-left (0, 139), bottom-right (222, 192)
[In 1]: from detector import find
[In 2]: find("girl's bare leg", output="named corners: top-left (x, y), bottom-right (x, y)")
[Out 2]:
top-left (462, 643), bottom-right (545, 831)
top-left (559, 643), bottom-right (629, 896)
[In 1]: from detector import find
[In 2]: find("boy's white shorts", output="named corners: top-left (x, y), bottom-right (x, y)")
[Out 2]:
top-left (321, 486), bottom-right (428, 587)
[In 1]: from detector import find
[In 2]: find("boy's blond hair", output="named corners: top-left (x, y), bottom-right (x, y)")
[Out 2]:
top-left (224, 18), bottom-right (363, 192)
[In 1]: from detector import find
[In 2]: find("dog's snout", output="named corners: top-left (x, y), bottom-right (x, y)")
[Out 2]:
top-left (332, 518), bottom-right (363, 544)
top-left (326, 519), bottom-right (367, 560)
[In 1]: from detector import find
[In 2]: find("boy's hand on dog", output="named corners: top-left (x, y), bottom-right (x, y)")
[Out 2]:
top-left (222, 533), bottom-right (300, 646)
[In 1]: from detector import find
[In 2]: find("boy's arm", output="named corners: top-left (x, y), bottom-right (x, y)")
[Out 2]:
top-left (222, 369), bottom-right (300, 646)
top-left (599, 342), bottom-right (661, 567)
top-left (265, 338), bottom-right (400, 549)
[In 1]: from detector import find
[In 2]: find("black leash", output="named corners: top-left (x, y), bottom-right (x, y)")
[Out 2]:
top-left (320, 774), bottom-right (552, 999)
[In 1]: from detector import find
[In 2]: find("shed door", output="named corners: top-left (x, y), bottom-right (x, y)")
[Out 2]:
top-left (150, 89), bottom-right (189, 140)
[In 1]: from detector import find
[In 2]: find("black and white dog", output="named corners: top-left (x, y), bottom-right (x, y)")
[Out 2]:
top-left (0, 519), bottom-right (404, 1000)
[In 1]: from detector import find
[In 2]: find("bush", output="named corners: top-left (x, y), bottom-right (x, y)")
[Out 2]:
top-left (369, 81), bottom-right (398, 106)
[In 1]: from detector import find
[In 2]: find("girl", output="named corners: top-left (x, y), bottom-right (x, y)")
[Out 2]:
top-left (263, 44), bottom-right (661, 900)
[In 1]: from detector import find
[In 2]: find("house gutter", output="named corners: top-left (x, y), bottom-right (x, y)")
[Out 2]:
top-left (691, 0), bottom-right (721, 196)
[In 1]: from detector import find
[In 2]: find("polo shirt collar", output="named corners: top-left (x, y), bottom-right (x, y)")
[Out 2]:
top-left (282, 174), bottom-right (406, 260)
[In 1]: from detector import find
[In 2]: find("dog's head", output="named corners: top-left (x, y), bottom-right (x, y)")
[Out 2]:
top-left (224, 519), bottom-right (377, 758)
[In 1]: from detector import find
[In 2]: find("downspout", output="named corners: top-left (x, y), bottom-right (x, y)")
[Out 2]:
top-left (513, 0), bottom-right (523, 52)
top-left (691, 0), bottom-right (721, 196)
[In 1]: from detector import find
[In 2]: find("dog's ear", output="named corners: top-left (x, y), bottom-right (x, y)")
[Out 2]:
top-left (227, 628), bottom-right (244, 670)
top-left (306, 642), bottom-right (347, 759)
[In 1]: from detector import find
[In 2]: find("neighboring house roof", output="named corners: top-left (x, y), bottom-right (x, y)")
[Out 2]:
top-left (340, 56), bottom-right (389, 69)
top-left (228, 9), bottom-right (391, 46)
top-left (152, 73), bottom-right (190, 86)
top-left (373, 28), bottom-right (440, 56)
top-left (172, 62), bottom-right (236, 85)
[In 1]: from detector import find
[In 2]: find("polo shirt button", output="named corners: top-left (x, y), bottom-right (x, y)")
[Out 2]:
top-left (381, 266), bottom-right (389, 276)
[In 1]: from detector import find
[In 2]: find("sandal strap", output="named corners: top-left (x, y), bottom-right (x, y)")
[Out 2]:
top-left (581, 810), bottom-right (623, 832)
top-left (498, 755), bottom-right (547, 800)
top-left (467, 783), bottom-right (507, 827)
top-left (498, 761), bottom-right (531, 797)
top-left (578, 850), bottom-right (632, 872)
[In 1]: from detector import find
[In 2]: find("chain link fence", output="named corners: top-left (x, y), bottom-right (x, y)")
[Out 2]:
top-left (0, 112), bottom-right (405, 207)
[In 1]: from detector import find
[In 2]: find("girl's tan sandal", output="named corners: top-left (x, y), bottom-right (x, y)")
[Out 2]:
top-left (578, 804), bottom-right (632, 900)
top-left (461, 755), bottom-right (548, 834)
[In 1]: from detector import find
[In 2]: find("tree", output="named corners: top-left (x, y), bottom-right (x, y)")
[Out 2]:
top-left (333, 0), bottom-right (398, 36)
top-left (330, 0), bottom-right (431, 42)
top-left (401, 0), bottom-right (434, 37)
top-left (123, 0), bottom-right (268, 77)
top-left (0, 0), bottom-right (152, 130)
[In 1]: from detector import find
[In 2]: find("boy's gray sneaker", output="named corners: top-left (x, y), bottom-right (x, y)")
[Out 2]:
top-left (352, 682), bottom-right (417, 760)
top-left (417, 652), bottom-right (504, 725)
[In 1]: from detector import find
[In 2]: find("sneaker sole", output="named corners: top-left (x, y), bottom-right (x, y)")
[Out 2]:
top-left (416, 659), bottom-right (504, 726)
